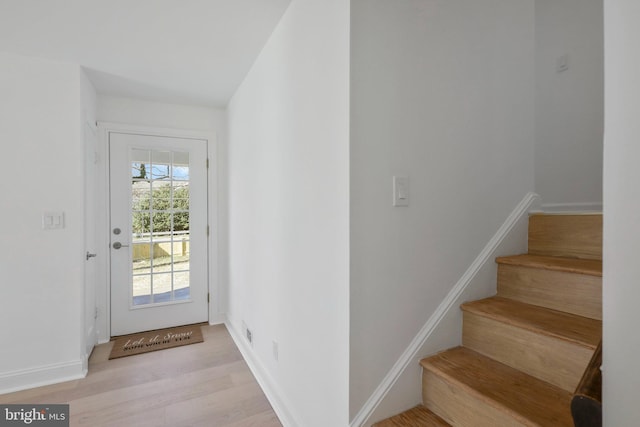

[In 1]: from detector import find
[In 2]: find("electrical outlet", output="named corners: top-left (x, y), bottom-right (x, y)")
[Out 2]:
top-left (241, 321), bottom-right (253, 346)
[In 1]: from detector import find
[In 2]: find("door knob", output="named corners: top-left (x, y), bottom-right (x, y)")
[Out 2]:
top-left (112, 242), bottom-right (129, 250)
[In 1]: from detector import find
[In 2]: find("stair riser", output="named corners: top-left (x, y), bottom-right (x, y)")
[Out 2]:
top-left (463, 312), bottom-right (593, 392)
top-left (422, 369), bottom-right (528, 427)
top-left (528, 214), bottom-right (602, 260)
top-left (497, 264), bottom-right (602, 320)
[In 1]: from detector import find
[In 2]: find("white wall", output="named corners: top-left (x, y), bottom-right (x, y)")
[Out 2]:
top-left (96, 95), bottom-right (228, 341)
top-left (226, 0), bottom-right (350, 425)
top-left (81, 71), bottom-right (98, 128)
top-left (535, 0), bottom-right (603, 210)
top-left (97, 95), bottom-right (226, 132)
top-left (0, 52), bottom-right (86, 392)
top-left (350, 0), bottom-right (535, 422)
top-left (603, 0), bottom-right (640, 424)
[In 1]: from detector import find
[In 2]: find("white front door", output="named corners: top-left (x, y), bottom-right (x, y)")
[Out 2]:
top-left (109, 131), bottom-right (208, 336)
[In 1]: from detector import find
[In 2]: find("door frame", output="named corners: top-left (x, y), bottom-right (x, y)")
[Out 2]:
top-left (96, 122), bottom-right (219, 341)
top-left (83, 119), bottom-right (99, 365)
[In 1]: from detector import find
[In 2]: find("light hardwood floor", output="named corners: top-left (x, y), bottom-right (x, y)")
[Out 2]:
top-left (0, 325), bottom-right (282, 427)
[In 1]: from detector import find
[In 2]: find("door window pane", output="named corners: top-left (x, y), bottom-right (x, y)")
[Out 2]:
top-left (151, 181), bottom-right (171, 211)
top-left (130, 149), bottom-right (192, 306)
top-left (132, 211), bottom-right (151, 235)
top-left (173, 184), bottom-right (189, 210)
top-left (151, 150), bottom-right (172, 180)
top-left (151, 212), bottom-right (171, 235)
top-left (132, 275), bottom-right (152, 306)
top-left (173, 212), bottom-right (189, 233)
top-left (173, 272), bottom-right (190, 301)
top-left (172, 151), bottom-right (189, 181)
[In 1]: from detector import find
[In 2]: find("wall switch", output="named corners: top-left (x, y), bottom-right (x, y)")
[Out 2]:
top-left (556, 54), bottom-right (569, 73)
top-left (393, 176), bottom-right (409, 207)
top-left (42, 212), bottom-right (65, 230)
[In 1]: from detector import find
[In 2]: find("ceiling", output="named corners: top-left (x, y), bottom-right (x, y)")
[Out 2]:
top-left (0, 0), bottom-right (292, 107)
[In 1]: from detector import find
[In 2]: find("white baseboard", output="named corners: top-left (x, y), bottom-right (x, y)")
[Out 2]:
top-left (225, 319), bottom-right (301, 427)
top-left (349, 192), bottom-right (540, 427)
top-left (0, 360), bottom-right (86, 395)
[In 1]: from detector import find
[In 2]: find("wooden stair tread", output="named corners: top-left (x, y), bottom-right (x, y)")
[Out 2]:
top-left (421, 347), bottom-right (574, 426)
top-left (461, 297), bottom-right (601, 349)
top-left (496, 254), bottom-right (602, 276)
top-left (462, 297), bottom-right (598, 391)
top-left (372, 405), bottom-right (451, 427)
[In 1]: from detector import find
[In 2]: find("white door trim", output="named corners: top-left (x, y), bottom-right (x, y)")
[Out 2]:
top-left (83, 119), bottom-right (99, 366)
top-left (96, 122), bottom-right (218, 341)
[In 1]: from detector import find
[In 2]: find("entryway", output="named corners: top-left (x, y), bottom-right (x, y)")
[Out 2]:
top-left (108, 130), bottom-right (209, 336)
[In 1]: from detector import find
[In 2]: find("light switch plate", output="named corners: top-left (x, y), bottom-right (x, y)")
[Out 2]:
top-left (393, 176), bottom-right (409, 207)
top-left (43, 212), bottom-right (65, 230)
top-left (556, 54), bottom-right (569, 73)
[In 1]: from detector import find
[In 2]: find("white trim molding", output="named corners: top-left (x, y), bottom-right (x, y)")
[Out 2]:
top-left (225, 319), bottom-right (301, 427)
top-left (0, 360), bottom-right (86, 395)
top-left (350, 192), bottom-right (541, 427)
top-left (95, 122), bottom-right (218, 341)
top-left (535, 201), bottom-right (603, 214)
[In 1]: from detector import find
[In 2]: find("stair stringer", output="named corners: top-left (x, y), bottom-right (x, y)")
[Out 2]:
top-left (352, 192), bottom-right (540, 427)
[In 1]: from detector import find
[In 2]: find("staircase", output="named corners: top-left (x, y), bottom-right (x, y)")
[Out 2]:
top-left (373, 213), bottom-right (602, 427)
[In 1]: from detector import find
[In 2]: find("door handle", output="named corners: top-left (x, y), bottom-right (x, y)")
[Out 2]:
top-left (112, 242), bottom-right (129, 250)
top-left (86, 252), bottom-right (97, 260)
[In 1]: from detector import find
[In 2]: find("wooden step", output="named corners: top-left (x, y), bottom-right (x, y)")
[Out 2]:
top-left (497, 254), bottom-right (602, 276)
top-left (496, 255), bottom-right (602, 320)
top-left (421, 347), bottom-right (574, 426)
top-left (461, 297), bottom-right (601, 392)
top-left (372, 405), bottom-right (451, 427)
top-left (528, 213), bottom-right (602, 260)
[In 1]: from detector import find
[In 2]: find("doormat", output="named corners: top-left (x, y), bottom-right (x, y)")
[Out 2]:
top-left (109, 324), bottom-right (204, 359)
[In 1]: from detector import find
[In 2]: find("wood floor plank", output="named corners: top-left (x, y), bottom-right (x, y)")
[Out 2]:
top-left (0, 324), bottom-right (282, 427)
top-left (372, 405), bottom-right (451, 426)
top-left (222, 410), bottom-right (283, 427)
top-left (164, 382), bottom-right (272, 427)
